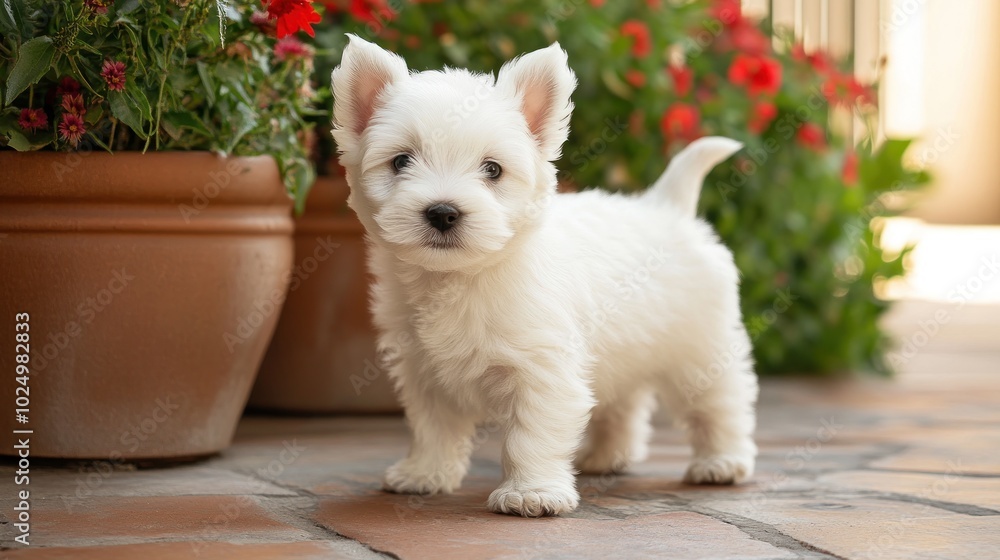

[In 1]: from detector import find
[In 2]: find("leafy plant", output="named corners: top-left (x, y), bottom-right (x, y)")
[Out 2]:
top-left (0, 0), bottom-right (318, 209)
top-left (311, 0), bottom-right (929, 375)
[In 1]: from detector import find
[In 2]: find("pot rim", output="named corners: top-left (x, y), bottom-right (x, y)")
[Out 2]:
top-left (0, 151), bottom-right (292, 207)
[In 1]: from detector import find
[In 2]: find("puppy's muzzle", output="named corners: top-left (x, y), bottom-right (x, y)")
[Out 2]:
top-left (425, 203), bottom-right (461, 232)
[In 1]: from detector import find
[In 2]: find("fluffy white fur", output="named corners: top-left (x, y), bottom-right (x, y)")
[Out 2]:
top-left (331, 35), bottom-right (758, 518)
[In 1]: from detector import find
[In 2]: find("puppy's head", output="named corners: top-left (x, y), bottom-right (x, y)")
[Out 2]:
top-left (331, 35), bottom-right (576, 272)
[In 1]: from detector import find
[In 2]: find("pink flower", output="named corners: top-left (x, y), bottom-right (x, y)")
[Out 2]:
top-left (56, 77), bottom-right (81, 96)
top-left (274, 36), bottom-right (314, 61)
top-left (61, 93), bottom-right (85, 116)
top-left (84, 0), bottom-right (110, 14)
top-left (59, 113), bottom-right (87, 147)
top-left (101, 60), bottom-right (127, 92)
top-left (18, 108), bottom-right (48, 133)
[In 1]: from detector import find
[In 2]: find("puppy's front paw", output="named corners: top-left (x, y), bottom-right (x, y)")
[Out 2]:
top-left (487, 482), bottom-right (579, 517)
top-left (683, 454), bottom-right (754, 485)
top-left (383, 459), bottom-right (463, 495)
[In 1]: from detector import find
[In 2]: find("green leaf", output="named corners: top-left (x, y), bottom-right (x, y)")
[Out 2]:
top-left (6, 129), bottom-right (30, 151)
top-left (162, 111), bottom-right (210, 140)
top-left (196, 61), bottom-right (216, 106)
top-left (4, 36), bottom-right (56, 106)
top-left (115, 0), bottom-right (140, 15)
top-left (0, 0), bottom-right (27, 38)
top-left (126, 80), bottom-right (152, 122)
top-left (108, 90), bottom-right (148, 139)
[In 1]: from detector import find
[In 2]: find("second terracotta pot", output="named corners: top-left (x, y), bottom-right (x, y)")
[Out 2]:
top-left (249, 176), bottom-right (400, 413)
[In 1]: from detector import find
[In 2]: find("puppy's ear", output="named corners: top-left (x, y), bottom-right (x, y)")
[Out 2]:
top-left (496, 43), bottom-right (577, 161)
top-left (331, 34), bottom-right (408, 151)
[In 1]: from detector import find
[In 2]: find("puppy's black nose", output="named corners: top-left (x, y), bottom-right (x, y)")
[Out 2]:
top-left (425, 203), bottom-right (461, 232)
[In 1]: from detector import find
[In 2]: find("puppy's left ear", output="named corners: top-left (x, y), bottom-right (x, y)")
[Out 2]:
top-left (331, 34), bottom-right (409, 153)
top-left (496, 43), bottom-right (577, 161)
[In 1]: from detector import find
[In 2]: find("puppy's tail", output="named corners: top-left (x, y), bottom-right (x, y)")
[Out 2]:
top-left (644, 136), bottom-right (743, 217)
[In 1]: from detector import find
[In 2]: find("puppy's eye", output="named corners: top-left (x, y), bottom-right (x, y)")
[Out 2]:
top-left (392, 154), bottom-right (412, 173)
top-left (482, 161), bottom-right (502, 180)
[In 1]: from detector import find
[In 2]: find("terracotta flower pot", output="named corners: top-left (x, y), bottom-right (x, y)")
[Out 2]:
top-left (0, 152), bottom-right (293, 460)
top-left (249, 176), bottom-right (400, 413)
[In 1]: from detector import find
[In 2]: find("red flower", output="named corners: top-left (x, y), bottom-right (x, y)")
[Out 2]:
top-left (56, 77), bottom-right (81, 96)
top-left (625, 69), bottom-right (646, 88)
top-left (264, 0), bottom-right (322, 38)
top-left (620, 20), bottom-right (652, 58)
top-left (727, 22), bottom-right (771, 55)
top-left (274, 36), bottom-right (314, 61)
top-left (728, 53), bottom-right (782, 97)
top-left (349, 0), bottom-right (395, 26)
top-left (101, 60), bottom-right (127, 92)
top-left (711, 0), bottom-right (742, 27)
top-left (842, 150), bottom-right (859, 186)
top-left (589, 0), bottom-right (605, 6)
top-left (661, 103), bottom-right (701, 143)
top-left (17, 108), bottom-right (48, 133)
top-left (668, 64), bottom-right (693, 97)
top-left (61, 93), bottom-right (85, 116)
top-left (404, 34), bottom-right (421, 49)
top-left (796, 122), bottom-right (826, 151)
top-left (748, 101), bottom-right (777, 133)
top-left (59, 113), bottom-right (86, 147)
top-left (792, 44), bottom-right (830, 73)
top-left (822, 73), bottom-right (875, 106)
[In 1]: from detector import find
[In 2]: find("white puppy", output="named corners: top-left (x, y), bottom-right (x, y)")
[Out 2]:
top-left (331, 35), bottom-right (758, 517)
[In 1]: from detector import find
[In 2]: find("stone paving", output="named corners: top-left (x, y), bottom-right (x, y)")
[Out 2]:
top-left (1, 300), bottom-right (998, 559)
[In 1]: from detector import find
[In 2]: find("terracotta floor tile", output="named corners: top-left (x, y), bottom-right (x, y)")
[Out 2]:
top-left (314, 490), bottom-right (797, 560)
top-left (700, 495), bottom-right (1000, 559)
top-left (1, 300), bottom-right (997, 558)
top-left (2, 495), bottom-right (312, 547)
top-left (818, 470), bottom-right (1000, 510)
top-left (2, 541), bottom-right (378, 560)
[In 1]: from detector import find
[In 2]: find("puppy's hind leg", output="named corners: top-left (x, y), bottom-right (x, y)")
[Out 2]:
top-left (660, 328), bottom-right (758, 485)
top-left (574, 389), bottom-right (656, 474)
top-left (384, 362), bottom-right (477, 495)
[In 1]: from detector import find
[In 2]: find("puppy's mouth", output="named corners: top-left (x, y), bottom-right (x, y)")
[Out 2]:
top-left (424, 234), bottom-right (462, 250)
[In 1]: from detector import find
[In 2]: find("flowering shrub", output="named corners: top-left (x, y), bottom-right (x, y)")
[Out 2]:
top-left (0, 0), bottom-right (320, 209)
top-left (312, 0), bottom-right (929, 375)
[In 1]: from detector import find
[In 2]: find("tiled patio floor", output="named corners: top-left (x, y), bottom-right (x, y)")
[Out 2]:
top-left (2, 300), bottom-right (999, 559)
